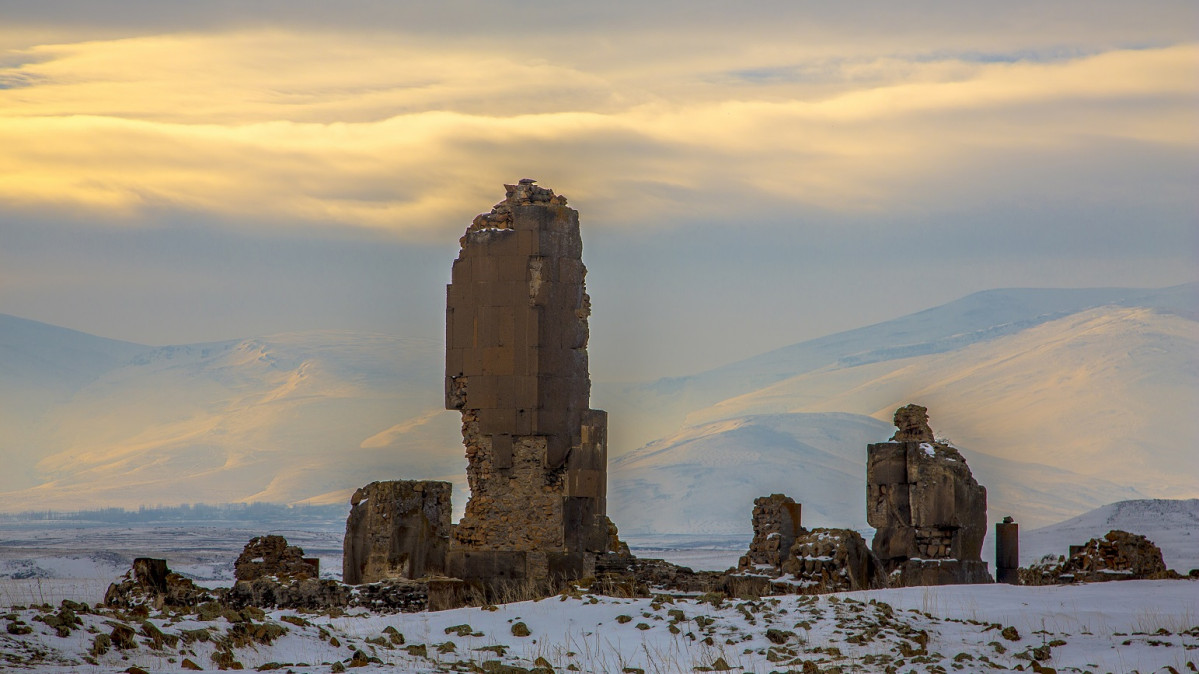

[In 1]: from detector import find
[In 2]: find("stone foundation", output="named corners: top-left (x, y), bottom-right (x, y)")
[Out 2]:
top-left (1021, 529), bottom-right (1178, 585)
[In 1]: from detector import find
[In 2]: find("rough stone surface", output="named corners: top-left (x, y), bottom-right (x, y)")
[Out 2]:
top-left (733, 494), bottom-right (886, 595)
top-left (103, 558), bottom-right (213, 610)
top-left (106, 557), bottom-right (435, 614)
top-left (343, 480), bottom-right (452, 584)
top-left (445, 180), bottom-right (620, 587)
top-left (779, 529), bottom-right (887, 594)
top-left (867, 405), bottom-right (991, 586)
top-left (739, 494), bottom-right (803, 569)
top-left (235, 535), bottom-right (314, 582)
top-left (594, 555), bottom-right (727, 596)
top-left (890, 404), bottom-right (934, 443)
top-left (224, 577), bottom-right (352, 611)
top-left (1021, 530), bottom-right (1178, 585)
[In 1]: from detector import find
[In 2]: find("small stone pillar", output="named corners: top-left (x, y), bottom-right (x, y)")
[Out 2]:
top-left (739, 494), bottom-right (803, 569)
top-left (995, 516), bottom-right (1019, 584)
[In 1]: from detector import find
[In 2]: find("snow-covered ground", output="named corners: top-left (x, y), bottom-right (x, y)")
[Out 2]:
top-left (1, 517), bottom-right (1197, 672)
top-left (1, 579), bottom-right (1194, 673)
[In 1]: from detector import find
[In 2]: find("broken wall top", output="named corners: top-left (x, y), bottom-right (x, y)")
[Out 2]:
top-left (446, 179), bottom-right (593, 468)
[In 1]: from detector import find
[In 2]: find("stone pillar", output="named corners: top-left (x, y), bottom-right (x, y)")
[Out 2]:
top-left (866, 404), bottom-right (992, 586)
top-left (343, 480), bottom-right (452, 585)
top-left (444, 180), bottom-right (617, 589)
top-left (739, 494), bottom-right (803, 569)
top-left (995, 517), bottom-right (1019, 584)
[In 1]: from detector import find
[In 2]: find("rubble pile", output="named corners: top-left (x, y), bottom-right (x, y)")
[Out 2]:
top-left (1021, 530), bottom-right (1180, 585)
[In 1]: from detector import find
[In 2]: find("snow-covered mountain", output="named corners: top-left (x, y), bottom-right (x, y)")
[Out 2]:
top-left (602, 283), bottom-right (1198, 509)
top-left (0, 283), bottom-right (1194, 528)
top-left (0, 317), bottom-right (466, 511)
top-left (609, 412), bottom-right (1142, 535)
top-left (1020, 499), bottom-right (1199, 572)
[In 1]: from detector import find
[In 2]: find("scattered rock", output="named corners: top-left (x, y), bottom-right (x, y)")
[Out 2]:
top-left (110, 622), bottom-right (138, 650)
top-left (90, 632), bottom-right (111, 655)
top-left (104, 557), bottom-right (213, 611)
top-left (1021, 530), bottom-right (1179, 584)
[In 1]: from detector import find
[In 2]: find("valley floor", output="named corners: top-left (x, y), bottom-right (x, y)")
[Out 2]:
top-left (1, 579), bottom-right (1195, 673)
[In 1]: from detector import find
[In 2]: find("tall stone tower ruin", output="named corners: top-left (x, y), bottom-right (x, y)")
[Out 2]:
top-left (445, 179), bottom-right (615, 587)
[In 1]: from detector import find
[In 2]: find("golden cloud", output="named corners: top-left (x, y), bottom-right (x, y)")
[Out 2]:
top-left (0, 31), bottom-right (1194, 236)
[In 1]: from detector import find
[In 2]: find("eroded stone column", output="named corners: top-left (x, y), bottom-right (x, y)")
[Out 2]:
top-left (445, 180), bottom-right (616, 587)
top-left (866, 404), bottom-right (992, 586)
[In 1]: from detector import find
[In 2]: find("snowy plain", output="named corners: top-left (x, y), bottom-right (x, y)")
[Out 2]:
top-left (1, 577), bottom-right (1195, 673)
top-left (1, 518), bottom-right (1197, 672)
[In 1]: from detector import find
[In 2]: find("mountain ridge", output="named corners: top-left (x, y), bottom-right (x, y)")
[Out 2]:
top-left (1, 283), bottom-right (1193, 525)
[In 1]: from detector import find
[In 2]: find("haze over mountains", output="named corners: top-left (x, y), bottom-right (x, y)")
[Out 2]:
top-left (1, 283), bottom-right (1194, 536)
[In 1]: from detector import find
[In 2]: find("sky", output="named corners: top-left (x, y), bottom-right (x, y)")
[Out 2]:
top-left (1, 1), bottom-right (1196, 381)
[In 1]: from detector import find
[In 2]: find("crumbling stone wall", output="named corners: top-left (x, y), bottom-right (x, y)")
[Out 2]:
top-left (780, 529), bottom-right (885, 593)
top-left (740, 494), bottom-right (803, 569)
top-left (343, 480), bottom-right (451, 584)
top-left (1021, 530), bottom-right (1178, 585)
top-left (235, 535), bottom-right (315, 582)
top-left (734, 493), bottom-right (885, 595)
top-left (867, 404), bottom-right (992, 586)
top-left (445, 180), bottom-right (616, 586)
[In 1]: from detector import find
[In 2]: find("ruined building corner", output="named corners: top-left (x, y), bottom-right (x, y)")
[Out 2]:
top-left (867, 404), bottom-right (992, 587)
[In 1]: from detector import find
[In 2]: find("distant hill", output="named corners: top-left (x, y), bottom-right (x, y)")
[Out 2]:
top-left (600, 283), bottom-right (1198, 507)
top-left (609, 412), bottom-right (1141, 534)
top-left (0, 283), bottom-right (1194, 528)
top-left (1020, 499), bottom-right (1199, 572)
top-left (0, 319), bottom-right (466, 511)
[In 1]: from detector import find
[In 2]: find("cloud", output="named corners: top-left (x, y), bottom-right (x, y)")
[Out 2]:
top-left (0, 24), bottom-right (1194, 244)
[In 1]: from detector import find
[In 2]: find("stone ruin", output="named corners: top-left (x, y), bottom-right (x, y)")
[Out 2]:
top-left (740, 494), bottom-right (804, 569)
top-left (328, 188), bottom-right (991, 602)
top-left (235, 535), bottom-right (319, 581)
top-left (1020, 530), bottom-right (1180, 585)
top-left (446, 179), bottom-right (620, 589)
top-left (343, 480), bottom-right (451, 585)
top-left (339, 179), bottom-right (622, 600)
top-left (733, 494), bottom-right (885, 594)
top-left (867, 404), bottom-right (992, 586)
